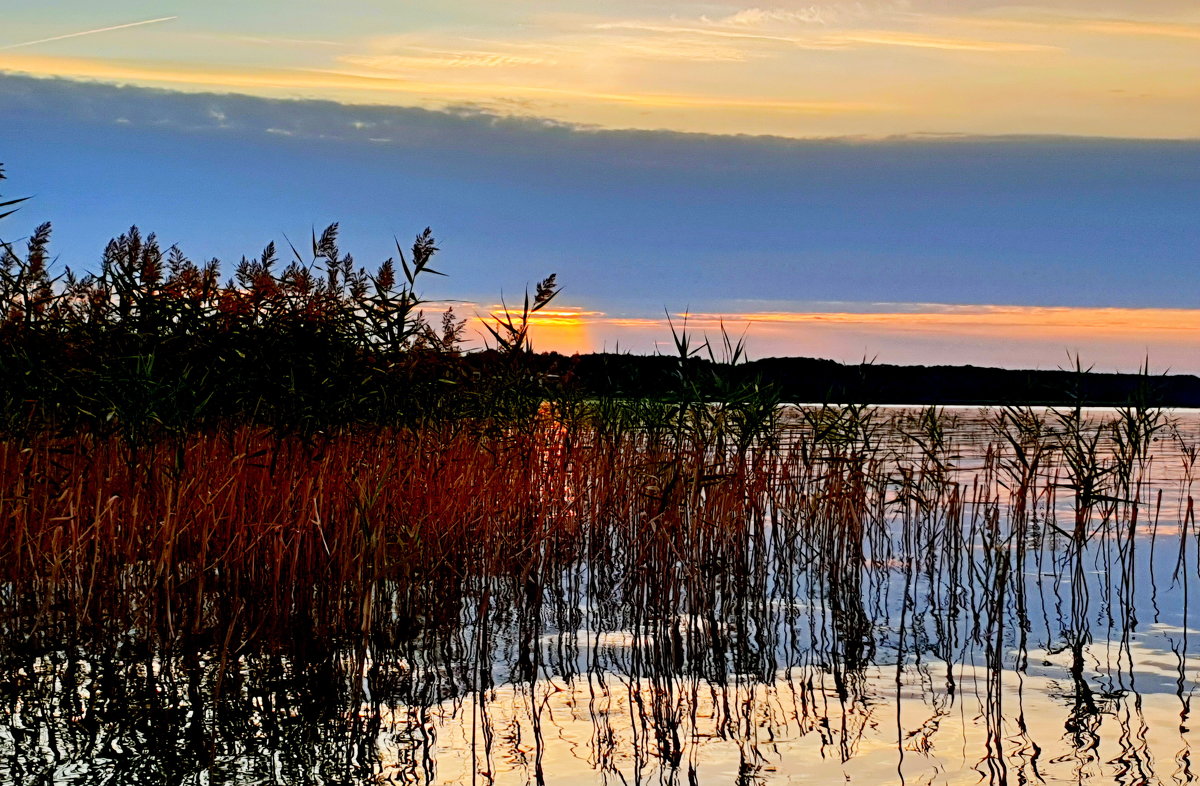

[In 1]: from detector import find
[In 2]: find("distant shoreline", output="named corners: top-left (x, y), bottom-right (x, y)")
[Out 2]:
top-left (540, 351), bottom-right (1200, 408)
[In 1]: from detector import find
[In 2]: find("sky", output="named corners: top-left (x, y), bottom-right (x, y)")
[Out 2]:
top-left (1, 2), bottom-right (1199, 372)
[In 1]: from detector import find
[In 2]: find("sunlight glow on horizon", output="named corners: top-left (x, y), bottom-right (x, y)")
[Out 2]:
top-left (455, 304), bottom-right (1200, 375)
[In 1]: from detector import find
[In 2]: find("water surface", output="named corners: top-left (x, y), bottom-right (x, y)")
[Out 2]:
top-left (5, 406), bottom-right (1200, 785)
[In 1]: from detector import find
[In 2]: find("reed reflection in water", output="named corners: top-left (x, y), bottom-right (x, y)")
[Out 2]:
top-left (4, 405), bottom-right (1200, 785)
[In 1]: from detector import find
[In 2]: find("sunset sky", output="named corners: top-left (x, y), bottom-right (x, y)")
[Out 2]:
top-left (2, 2), bottom-right (1198, 371)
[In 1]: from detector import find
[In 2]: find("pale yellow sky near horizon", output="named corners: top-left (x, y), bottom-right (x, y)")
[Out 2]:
top-left (2, 1), bottom-right (1199, 138)
top-left (458, 304), bottom-right (1200, 374)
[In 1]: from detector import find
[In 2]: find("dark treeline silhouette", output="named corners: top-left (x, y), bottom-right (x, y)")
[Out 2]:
top-left (546, 352), bottom-right (1200, 407)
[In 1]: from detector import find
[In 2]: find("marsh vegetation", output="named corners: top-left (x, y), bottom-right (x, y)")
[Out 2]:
top-left (3, 170), bottom-right (1199, 784)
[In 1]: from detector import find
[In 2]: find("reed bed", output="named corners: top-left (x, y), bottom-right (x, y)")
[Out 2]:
top-left (3, 397), bottom-right (1195, 784)
top-left (0, 400), bottom-right (775, 645)
top-left (3, 175), bottom-right (1195, 783)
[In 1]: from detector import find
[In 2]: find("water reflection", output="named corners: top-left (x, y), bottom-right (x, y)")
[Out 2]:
top-left (5, 407), bottom-right (1200, 784)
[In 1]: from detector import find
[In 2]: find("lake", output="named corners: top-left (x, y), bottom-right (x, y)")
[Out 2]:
top-left (3, 405), bottom-right (1198, 785)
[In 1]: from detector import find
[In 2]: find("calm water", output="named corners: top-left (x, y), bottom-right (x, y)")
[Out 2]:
top-left (5, 406), bottom-right (1200, 785)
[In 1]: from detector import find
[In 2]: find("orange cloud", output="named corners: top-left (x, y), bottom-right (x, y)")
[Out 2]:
top-left (459, 303), bottom-right (1200, 372)
top-left (0, 53), bottom-right (884, 116)
top-left (963, 14), bottom-right (1200, 43)
top-left (836, 31), bottom-right (1060, 53)
top-left (378, 302), bottom-right (1200, 371)
top-left (1065, 18), bottom-right (1200, 41)
top-left (677, 306), bottom-right (1200, 338)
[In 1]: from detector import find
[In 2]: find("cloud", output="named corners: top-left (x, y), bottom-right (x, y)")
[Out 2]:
top-left (699, 4), bottom-right (1200, 52)
top-left (0, 53), bottom-right (884, 118)
top-left (522, 304), bottom-right (1200, 369)
top-left (351, 31), bottom-right (750, 67)
top-left (837, 30), bottom-right (1059, 52)
top-left (189, 33), bottom-right (347, 49)
top-left (494, 303), bottom-right (1200, 370)
top-left (716, 8), bottom-right (831, 26)
top-left (710, 2), bottom-right (913, 27)
top-left (1074, 18), bottom-right (1200, 41)
top-left (1, 5), bottom-right (1196, 139)
top-left (675, 305), bottom-right (1200, 336)
top-left (341, 51), bottom-right (552, 71)
top-left (945, 12), bottom-right (1200, 42)
top-left (482, 301), bottom-right (1200, 358)
top-left (593, 16), bottom-right (1060, 54)
top-left (1, 71), bottom-right (1193, 163)
top-left (592, 20), bottom-right (823, 45)
top-left (1, 71), bottom-right (1193, 170)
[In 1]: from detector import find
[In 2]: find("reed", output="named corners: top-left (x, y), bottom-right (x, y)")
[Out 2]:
top-left (0, 213), bottom-right (559, 440)
top-left (3, 162), bottom-right (1190, 785)
top-left (1, 399), bottom-right (1189, 783)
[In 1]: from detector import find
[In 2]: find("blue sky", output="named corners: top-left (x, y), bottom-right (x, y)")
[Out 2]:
top-left (2, 3), bottom-right (1199, 369)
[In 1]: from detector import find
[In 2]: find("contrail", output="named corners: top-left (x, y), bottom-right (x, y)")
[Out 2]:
top-left (0, 16), bottom-right (179, 51)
